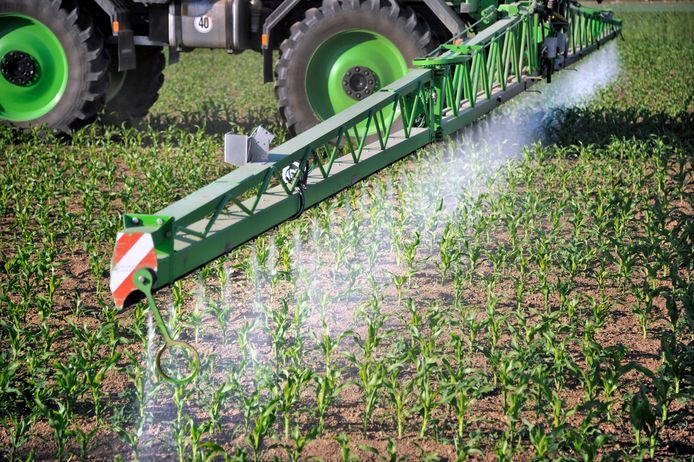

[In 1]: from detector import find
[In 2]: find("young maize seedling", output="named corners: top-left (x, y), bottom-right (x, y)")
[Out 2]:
top-left (334, 432), bottom-right (361, 462)
top-left (463, 310), bottom-right (484, 355)
top-left (403, 232), bottom-right (422, 282)
top-left (85, 351), bottom-right (120, 423)
top-left (453, 432), bottom-right (482, 462)
top-left (444, 363), bottom-right (491, 440)
top-left (210, 301), bottom-right (233, 344)
top-left (283, 425), bottom-right (318, 462)
top-left (246, 399), bottom-right (278, 462)
top-left (275, 367), bottom-right (313, 439)
top-left (414, 355), bottom-right (440, 438)
top-left (237, 320), bottom-right (258, 369)
top-left (437, 222), bottom-right (460, 283)
top-left (112, 408), bottom-right (146, 462)
top-left (173, 385), bottom-right (191, 460)
top-left (526, 422), bottom-right (552, 460)
top-left (354, 355), bottom-right (385, 434)
top-left (313, 366), bottom-right (343, 434)
top-left (74, 425), bottom-right (99, 462)
top-left (209, 379), bottom-right (240, 432)
top-left (267, 301), bottom-right (290, 371)
top-left (389, 272), bottom-right (408, 307)
top-left (53, 356), bottom-right (85, 414)
top-left (383, 361), bottom-right (411, 439)
top-left (359, 437), bottom-right (403, 462)
top-left (629, 389), bottom-right (658, 459)
top-left (36, 398), bottom-right (71, 462)
top-left (2, 415), bottom-right (32, 462)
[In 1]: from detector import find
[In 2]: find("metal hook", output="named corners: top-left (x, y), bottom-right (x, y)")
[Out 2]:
top-left (133, 268), bottom-right (200, 385)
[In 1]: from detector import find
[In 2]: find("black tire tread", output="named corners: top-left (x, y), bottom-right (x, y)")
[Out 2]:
top-left (103, 46), bottom-right (165, 123)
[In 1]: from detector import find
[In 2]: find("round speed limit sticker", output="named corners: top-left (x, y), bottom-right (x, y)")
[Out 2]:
top-left (194, 15), bottom-right (213, 34)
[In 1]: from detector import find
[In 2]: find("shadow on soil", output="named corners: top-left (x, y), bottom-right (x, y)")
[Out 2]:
top-left (144, 99), bottom-right (284, 137)
top-left (0, 102), bottom-right (285, 148)
top-left (543, 107), bottom-right (694, 148)
top-left (3, 105), bottom-right (692, 154)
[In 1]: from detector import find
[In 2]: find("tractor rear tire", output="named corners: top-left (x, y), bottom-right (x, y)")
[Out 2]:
top-left (103, 46), bottom-right (165, 124)
top-left (275, 0), bottom-right (433, 136)
top-left (0, 0), bottom-right (109, 133)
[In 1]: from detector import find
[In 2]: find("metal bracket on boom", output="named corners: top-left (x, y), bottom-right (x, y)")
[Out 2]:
top-left (224, 126), bottom-right (275, 167)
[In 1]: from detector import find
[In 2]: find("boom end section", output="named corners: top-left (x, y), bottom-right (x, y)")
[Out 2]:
top-left (110, 214), bottom-right (175, 308)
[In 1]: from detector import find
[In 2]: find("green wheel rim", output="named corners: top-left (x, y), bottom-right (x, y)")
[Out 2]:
top-left (306, 30), bottom-right (408, 128)
top-left (0, 14), bottom-right (68, 122)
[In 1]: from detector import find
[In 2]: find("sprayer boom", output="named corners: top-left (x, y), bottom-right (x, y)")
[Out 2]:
top-left (109, 1), bottom-right (621, 382)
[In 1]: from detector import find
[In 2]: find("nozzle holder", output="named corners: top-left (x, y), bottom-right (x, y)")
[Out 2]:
top-left (133, 268), bottom-right (200, 385)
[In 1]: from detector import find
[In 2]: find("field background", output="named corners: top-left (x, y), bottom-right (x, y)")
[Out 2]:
top-left (1, 4), bottom-right (693, 461)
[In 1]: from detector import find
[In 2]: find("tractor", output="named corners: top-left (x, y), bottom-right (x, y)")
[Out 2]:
top-left (0, 0), bottom-right (499, 134)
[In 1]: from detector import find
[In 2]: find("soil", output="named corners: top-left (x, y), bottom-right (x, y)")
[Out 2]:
top-left (2, 149), bottom-right (692, 462)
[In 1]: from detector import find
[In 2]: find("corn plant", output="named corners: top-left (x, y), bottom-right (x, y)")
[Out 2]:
top-left (275, 367), bottom-right (313, 438)
top-left (246, 399), bottom-right (278, 462)
top-left (413, 355), bottom-right (440, 438)
top-left (335, 433), bottom-right (358, 462)
top-left (209, 377), bottom-right (240, 432)
top-left (383, 360), bottom-right (411, 439)
top-left (173, 385), bottom-right (191, 461)
top-left (351, 355), bottom-right (384, 434)
top-left (2, 415), bottom-right (33, 462)
top-left (111, 407), bottom-right (146, 462)
top-left (437, 222), bottom-right (460, 282)
top-left (34, 398), bottom-right (72, 462)
top-left (441, 364), bottom-right (490, 440)
top-left (402, 232), bottom-right (421, 280)
top-left (187, 417), bottom-right (212, 462)
top-left (266, 301), bottom-right (290, 371)
top-left (453, 432), bottom-right (482, 462)
top-left (313, 333), bottom-right (344, 433)
top-left (74, 425), bottom-right (99, 462)
top-left (269, 426), bottom-right (309, 462)
top-left (628, 389), bottom-right (658, 458)
top-left (84, 351), bottom-right (120, 423)
top-left (360, 438), bottom-right (404, 462)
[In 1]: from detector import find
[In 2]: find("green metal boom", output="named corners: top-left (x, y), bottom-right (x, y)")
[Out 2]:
top-left (109, 1), bottom-right (621, 382)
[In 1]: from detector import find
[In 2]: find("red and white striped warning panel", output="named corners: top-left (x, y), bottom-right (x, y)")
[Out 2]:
top-left (110, 232), bottom-right (158, 308)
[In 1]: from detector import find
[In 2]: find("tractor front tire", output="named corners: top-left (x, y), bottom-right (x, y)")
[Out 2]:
top-left (275, 0), bottom-right (433, 136)
top-left (103, 46), bottom-right (165, 125)
top-left (0, 0), bottom-right (109, 133)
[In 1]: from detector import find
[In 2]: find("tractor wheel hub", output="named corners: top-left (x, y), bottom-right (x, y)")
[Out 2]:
top-left (1, 51), bottom-right (40, 87)
top-left (342, 66), bottom-right (379, 101)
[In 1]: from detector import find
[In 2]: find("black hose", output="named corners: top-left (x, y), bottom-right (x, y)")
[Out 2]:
top-left (290, 163), bottom-right (310, 220)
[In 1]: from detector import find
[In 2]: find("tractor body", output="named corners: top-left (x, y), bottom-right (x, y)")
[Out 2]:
top-left (0, 0), bottom-right (501, 133)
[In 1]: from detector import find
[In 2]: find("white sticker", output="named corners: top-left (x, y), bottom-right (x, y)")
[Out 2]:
top-left (194, 15), bottom-right (213, 34)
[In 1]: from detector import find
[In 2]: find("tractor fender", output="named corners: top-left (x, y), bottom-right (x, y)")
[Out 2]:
top-left (84, 0), bottom-right (138, 71)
